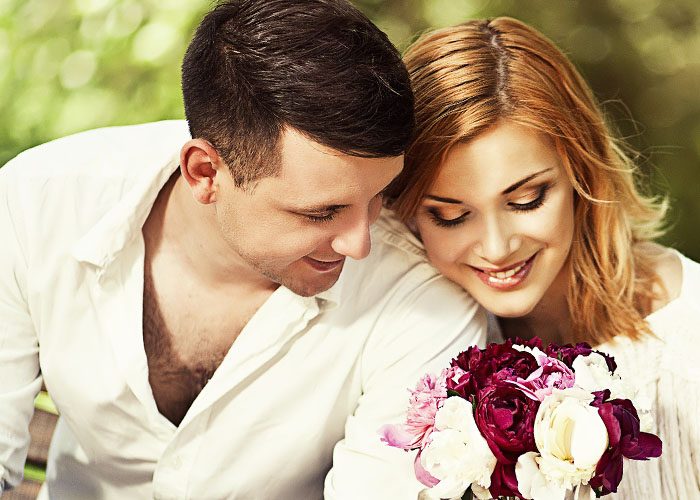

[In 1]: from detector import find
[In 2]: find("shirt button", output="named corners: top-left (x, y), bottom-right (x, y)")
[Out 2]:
top-left (172, 456), bottom-right (183, 469)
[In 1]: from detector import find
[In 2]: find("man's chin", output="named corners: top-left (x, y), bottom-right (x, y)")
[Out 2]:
top-left (256, 259), bottom-right (344, 297)
top-left (284, 266), bottom-right (344, 297)
top-left (288, 277), bottom-right (340, 297)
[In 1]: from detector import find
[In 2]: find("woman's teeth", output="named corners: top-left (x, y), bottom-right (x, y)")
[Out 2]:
top-left (486, 262), bottom-right (524, 280)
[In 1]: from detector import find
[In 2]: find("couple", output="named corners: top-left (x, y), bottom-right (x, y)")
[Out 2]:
top-left (0, 1), bottom-right (697, 499)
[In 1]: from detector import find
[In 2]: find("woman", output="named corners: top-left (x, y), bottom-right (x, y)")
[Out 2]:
top-left (387, 17), bottom-right (700, 498)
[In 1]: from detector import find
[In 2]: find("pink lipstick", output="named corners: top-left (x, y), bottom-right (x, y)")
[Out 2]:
top-left (470, 253), bottom-right (537, 290)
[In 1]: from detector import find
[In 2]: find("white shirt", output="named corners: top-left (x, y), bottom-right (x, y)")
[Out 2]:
top-left (0, 121), bottom-right (487, 499)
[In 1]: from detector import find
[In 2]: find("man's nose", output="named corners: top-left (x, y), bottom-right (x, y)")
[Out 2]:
top-left (330, 214), bottom-right (372, 261)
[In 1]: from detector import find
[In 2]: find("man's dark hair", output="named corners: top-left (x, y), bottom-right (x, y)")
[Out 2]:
top-left (181, 0), bottom-right (414, 186)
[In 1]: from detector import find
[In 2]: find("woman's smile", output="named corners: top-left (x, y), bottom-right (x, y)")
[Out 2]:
top-left (469, 252), bottom-right (538, 290)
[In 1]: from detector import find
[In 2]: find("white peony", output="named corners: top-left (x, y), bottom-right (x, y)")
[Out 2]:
top-left (516, 452), bottom-right (567, 500)
top-left (573, 353), bottom-right (655, 432)
top-left (572, 353), bottom-right (634, 400)
top-left (434, 396), bottom-right (477, 434)
top-left (516, 452), bottom-right (598, 500)
top-left (470, 483), bottom-right (494, 500)
top-left (512, 344), bottom-right (547, 361)
top-left (420, 429), bottom-right (477, 499)
top-left (532, 388), bottom-right (609, 492)
top-left (420, 397), bottom-right (498, 499)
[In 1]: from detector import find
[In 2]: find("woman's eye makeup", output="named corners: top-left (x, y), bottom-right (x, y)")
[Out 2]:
top-left (423, 181), bottom-right (554, 227)
top-left (425, 207), bottom-right (471, 228)
top-left (508, 183), bottom-right (552, 212)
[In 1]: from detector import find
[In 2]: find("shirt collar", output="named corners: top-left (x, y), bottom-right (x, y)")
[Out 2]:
top-left (71, 155), bottom-right (180, 269)
top-left (313, 265), bottom-right (347, 309)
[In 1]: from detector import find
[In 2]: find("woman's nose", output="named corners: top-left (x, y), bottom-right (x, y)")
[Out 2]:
top-left (473, 216), bottom-right (521, 265)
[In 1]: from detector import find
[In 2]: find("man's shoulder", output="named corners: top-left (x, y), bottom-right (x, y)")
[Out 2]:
top-left (0, 121), bottom-right (190, 260)
top-left (364, 208), bottom-right (435, 284)
top-left (334, 210), bottom-right (486, 356)
top-left (2, 120), bottom-right (189, 180)
top-left (370, 209), bottom-right (426, 264)
top-left (339, 209), bottom-right (471, 308)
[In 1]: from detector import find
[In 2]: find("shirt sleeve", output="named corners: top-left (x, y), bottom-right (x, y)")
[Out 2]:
top-left (324, 273), bottom-right (487, 500)
top-left (0, 165), bottom-right (43, 491)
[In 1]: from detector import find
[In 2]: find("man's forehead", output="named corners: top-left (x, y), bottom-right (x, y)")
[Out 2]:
top-left (257, 156), bottom-right (402, 209)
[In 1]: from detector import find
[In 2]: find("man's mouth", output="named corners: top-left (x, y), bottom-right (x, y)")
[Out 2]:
top-left (303, 256), bottom-right (345, 273)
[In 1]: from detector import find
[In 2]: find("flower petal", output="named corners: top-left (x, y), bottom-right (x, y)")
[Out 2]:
top-left (379, 424), bottom-right (418, 449)
top-left (414, 451), bottom-right (440, 487)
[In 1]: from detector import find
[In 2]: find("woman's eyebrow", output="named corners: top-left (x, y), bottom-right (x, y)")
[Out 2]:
top-left (424, 194), bottom-right (463, 204)
top-left (502, 168), bottom-right (554, 195)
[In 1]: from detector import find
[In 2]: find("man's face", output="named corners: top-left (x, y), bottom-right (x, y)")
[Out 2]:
top-left (214, 127), bottom-right (403, 296)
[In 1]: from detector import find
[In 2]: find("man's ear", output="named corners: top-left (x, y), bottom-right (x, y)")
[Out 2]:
top-left (179, 139), bottom-right (225, 204)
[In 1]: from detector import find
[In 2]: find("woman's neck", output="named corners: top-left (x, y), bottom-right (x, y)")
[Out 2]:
top-left (497, 264), bottom-right (574, 346)
top-left (498, 303), bottom-right (572, 346)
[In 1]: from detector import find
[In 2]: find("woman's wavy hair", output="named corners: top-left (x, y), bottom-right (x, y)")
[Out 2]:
top-left (387, 17), bottom-right (668, 344)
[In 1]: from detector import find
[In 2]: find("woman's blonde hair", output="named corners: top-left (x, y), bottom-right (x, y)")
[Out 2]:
top-left (388, 17), bottom-right (668, 344)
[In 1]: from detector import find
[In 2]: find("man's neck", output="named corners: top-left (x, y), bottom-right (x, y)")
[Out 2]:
top-left (145, 172), bottom-right (277, 293)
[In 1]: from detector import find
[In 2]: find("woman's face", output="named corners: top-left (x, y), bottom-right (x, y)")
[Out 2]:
top-left (414, 120), bottom-right (575, 318)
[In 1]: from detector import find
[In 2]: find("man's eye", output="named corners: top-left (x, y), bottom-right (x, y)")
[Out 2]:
top-left (303, 207), bottom-right (341, 223)
top-left (306, 212), bottom-right (336, 223)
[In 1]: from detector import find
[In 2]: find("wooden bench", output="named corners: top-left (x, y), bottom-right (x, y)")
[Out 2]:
top-left (4, 392), bottom-right (57, 500)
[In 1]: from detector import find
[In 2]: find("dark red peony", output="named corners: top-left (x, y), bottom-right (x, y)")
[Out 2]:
top-left (473, 383), bottom-right (539, 462)
top-left (448, 340), bottom-right (540, 400)
top-left (589, 394), bottom-right (662, 495)
top-left (545, 341), bottom-right (617, 372)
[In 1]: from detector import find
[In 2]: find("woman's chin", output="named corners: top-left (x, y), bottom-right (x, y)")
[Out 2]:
top-left (472, 293), bottom-right (539, 319)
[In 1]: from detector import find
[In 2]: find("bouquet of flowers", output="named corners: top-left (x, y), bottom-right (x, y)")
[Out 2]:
top-left (380, 338), bottom-right (662, 500)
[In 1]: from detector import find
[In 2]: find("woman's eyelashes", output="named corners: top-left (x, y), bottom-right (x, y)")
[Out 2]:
top-left (424, 182), bottom-right (554, 228)
top-left (508, 183), bottom-right (552, 212)
top-left (426, 207), bottom-right (470, 227)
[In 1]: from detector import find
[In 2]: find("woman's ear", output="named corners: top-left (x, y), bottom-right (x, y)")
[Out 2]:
top-left (179, 139), bottom-right (224, 204)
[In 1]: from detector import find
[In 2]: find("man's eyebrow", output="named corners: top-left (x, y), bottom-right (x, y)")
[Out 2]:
top-left (502, 168), bottom-right (554, 195)
top-left (424, 195), bottom-right (463, 204)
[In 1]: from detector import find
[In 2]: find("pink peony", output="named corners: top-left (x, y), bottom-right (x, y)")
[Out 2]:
top-left (380, 370), bottom-right (447, 450)
top-left (509, 352), bottom-right (576, 401)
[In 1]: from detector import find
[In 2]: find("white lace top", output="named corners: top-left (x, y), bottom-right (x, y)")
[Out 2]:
top-left (596, 251), bottom-right (700, 499)
top-left (488, 251), bottom-right (700, 498)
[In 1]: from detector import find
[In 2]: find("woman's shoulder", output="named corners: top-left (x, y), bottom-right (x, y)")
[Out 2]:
top-left (642, 243), bottom-right (700, 338)
top-left (641, 242), bottom-right (685, 313)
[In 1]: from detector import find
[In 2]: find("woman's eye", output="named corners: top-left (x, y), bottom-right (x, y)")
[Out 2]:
top-left (509, 184), bottom-right (551, 212)
top-left (426, 207), bottom-right (470, 228)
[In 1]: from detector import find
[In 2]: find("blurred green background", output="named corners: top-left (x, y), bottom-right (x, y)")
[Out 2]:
top-left (1, 0), bottom-right (698, 259)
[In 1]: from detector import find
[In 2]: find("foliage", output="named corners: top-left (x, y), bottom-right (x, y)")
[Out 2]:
top-left (1, 0), bottom-right (698, 258)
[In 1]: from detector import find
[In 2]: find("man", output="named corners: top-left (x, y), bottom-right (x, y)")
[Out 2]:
top-left (0, 1), bottom-right (485, 498)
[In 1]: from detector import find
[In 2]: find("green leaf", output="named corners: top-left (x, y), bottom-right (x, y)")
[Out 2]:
top-left (23, 462), bottom-right (46, 483)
